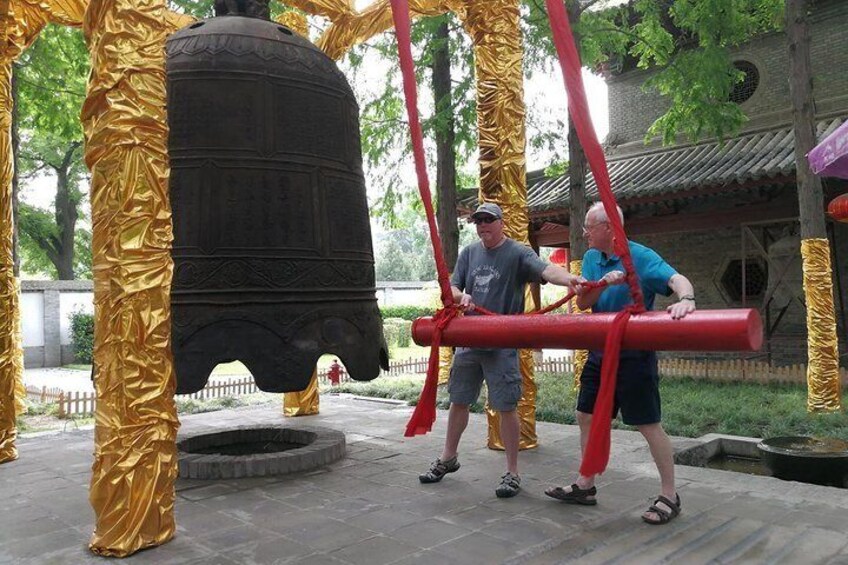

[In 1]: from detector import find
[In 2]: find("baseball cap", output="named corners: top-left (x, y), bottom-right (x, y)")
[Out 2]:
top-left (470, 202), bottom-right (503, 220)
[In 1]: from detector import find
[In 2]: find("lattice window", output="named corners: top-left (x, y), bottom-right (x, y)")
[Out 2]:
top-left (720, 258), bottom-right (767, 302)
top-left (729, 61), bottom-right (760, 104)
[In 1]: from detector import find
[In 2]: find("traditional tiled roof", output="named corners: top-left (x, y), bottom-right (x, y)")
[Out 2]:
top-left (502, 117), bottom-right (845, 215)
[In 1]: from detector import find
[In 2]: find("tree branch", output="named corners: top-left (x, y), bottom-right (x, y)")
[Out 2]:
top-left (16, 75), bottom-right (86, 99)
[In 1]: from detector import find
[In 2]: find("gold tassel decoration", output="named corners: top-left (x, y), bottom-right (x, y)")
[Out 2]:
top-left (83, 0), bottom-right (180, 555)
top-left (800, 238), bottom-right (842, 412)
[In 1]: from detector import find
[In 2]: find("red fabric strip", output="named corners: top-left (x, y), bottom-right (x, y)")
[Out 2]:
top-left (578, 308), bottom-right (632, 476)
top-left (545, 0), bottom-right (646, 475)
top-left (390, 0), bottom-right (459, 436)
top-left (544, 0), bottom-right (644, 312)
top-left (389, 0), bottom-right (454, 310)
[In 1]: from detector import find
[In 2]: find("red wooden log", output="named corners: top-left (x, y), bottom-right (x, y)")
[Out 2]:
top-left (412, 309), bottom-right (762, 352)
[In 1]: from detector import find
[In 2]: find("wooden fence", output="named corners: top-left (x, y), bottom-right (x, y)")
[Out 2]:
top-left (26, 356), bottom-right (848, 417)
top-left (535, 356), bottom-right (848, 386)
top-left (26, 377), bottom-right (260, 418)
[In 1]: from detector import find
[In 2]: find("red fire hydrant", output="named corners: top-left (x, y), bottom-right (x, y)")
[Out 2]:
top-left (328, 359), bottom-right (342, 386)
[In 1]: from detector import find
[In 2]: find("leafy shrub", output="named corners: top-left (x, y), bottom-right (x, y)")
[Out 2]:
top-left (69, 311), bottom-right (95, 364)
top-left (379, 305), bottom-right (433, 321)
top-left (25, 401), bottom-right (60, 417)
top-left (382, 317), bottom-right (412, 349)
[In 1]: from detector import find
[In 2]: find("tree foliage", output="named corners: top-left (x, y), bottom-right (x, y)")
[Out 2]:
top-left (14, 24), bottom-right (90, 279)
top-left (346, 13), bottom-right (477, 229)
top-left (523, 0), bottom-right (784, 146)
top-left (374, 207), bottom-right (477, 281)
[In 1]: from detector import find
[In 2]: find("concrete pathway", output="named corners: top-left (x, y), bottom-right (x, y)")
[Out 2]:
top-left (2, 395), bottom-right (847, 564)
top-left (22, 367), bottom-right (95, 393)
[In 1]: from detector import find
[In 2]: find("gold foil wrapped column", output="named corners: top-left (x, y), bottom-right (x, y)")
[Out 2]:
top-left (0, 59), bottom-right (21, 465)
top-left (82, 0), bottom-right (179, 556)
top-left (569, 259), bottom-right (588, 390)
top-left (13, 285), bottom-right (26, 417)
top-left (460, 0), bottom-right (536, 450)
top-left (800, 239), bottom-right (842, 412)
top-left (284, 369), bottom-right (320, 417)
top-left (1, 0), bottom-right (51, 465)
top-left (486, 287), bottom-right (538, 450)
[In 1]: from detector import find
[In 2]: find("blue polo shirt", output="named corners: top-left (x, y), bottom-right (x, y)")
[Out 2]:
top-left (582, 241), bottom-right (677, 313)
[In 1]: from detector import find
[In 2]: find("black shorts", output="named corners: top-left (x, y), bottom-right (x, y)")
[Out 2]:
top-left (576, 351), bottom-right (661, 426)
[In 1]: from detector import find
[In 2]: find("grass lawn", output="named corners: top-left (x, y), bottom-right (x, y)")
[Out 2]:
top-left (333, 372), bottom-right (848, 440)
top-left (17, 393), bottom-right (280, 434)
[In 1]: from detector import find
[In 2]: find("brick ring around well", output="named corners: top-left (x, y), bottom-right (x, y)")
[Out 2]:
top-left (177, 425), bottom-right (346, 479)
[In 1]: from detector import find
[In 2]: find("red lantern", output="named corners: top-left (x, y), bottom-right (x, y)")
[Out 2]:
top-left (828, 193), bottom-right (848, 223)
top-left (550, 248), bottom-right (568, 266)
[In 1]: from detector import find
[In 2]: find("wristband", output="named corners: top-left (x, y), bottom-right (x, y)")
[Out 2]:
top-left (679, 295), bottom-right (695, 302)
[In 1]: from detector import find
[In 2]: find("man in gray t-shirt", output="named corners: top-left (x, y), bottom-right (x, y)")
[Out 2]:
top-left (419, 202), bottom-right (583, 499)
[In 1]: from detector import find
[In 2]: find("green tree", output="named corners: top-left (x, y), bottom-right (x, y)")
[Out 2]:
top-left (350, 14), bottom-right (477, 268)
top-left (14, 24), bottom-right (90, 279)
top-left (521, 0), bottom-right (783, 257)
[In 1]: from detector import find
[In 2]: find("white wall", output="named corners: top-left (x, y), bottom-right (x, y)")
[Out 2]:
top-left (21, 292), bottom-right (44, 347)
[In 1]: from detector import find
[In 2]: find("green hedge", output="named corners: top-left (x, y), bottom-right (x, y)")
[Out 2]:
top-left (66, 305), bottom-right (429, 362)
top-left (379, 305), bottom-right (433, 321)
top-left (69, 311), bottom-right (94, 364)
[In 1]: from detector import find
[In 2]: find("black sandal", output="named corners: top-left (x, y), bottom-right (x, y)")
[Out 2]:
top-left (642, 494), bottom-right (681, 525)
top-left (544, 483), bottom-right (598, 506)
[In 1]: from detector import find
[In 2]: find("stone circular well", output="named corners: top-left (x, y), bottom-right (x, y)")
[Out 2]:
top-left (178, 425), bottom-right (345, 479)
top-left (758, 436), bottom-right (848, 487)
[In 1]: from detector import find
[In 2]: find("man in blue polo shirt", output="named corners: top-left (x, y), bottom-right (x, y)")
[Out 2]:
top-left (545, 202), bottom-right (695, 526)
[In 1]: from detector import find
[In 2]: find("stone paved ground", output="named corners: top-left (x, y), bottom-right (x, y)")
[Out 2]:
top-left (2, 395), bottom-right (848, 564)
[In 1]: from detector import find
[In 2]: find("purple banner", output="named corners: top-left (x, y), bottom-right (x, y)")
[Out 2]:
top-left (808, 119), bottom-right (848, 179)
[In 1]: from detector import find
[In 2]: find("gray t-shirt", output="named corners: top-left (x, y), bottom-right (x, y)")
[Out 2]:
top-left (451, 238), bottom-right (548, 315)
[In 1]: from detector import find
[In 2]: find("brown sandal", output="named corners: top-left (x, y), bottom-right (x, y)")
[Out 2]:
top-left (642, 494), bottom-right (681, 525)
top-left (544, 483), bottom-right (598, 506)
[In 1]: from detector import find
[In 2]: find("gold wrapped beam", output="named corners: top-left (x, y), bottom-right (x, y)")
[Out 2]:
top-left (276, 10), bottom-right (309, 37)
top-left (45, 0), bottom-right (85, 25)
top-left (284, 0), bottom-right (459, 60)
top-left (283, 369), bottom-right (320, 416)
top-left (1, 0), bottom-right (51, 465)
top-left (800, 238), bottom-right (842, 412)
top-left (83, 0), bottom-right (179, 556)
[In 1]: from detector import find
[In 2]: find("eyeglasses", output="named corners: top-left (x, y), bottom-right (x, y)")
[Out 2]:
top-left (582, 221), bottom-right (608, 233)
top-left (472, 216), bottom-right (499, 225)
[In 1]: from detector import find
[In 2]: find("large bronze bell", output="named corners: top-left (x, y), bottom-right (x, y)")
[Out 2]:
top-left (166, 0), bottom-right (389, 394)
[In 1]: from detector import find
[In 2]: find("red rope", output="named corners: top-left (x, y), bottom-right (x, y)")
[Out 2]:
top-left (545, 0), bottom-right (650, 476)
